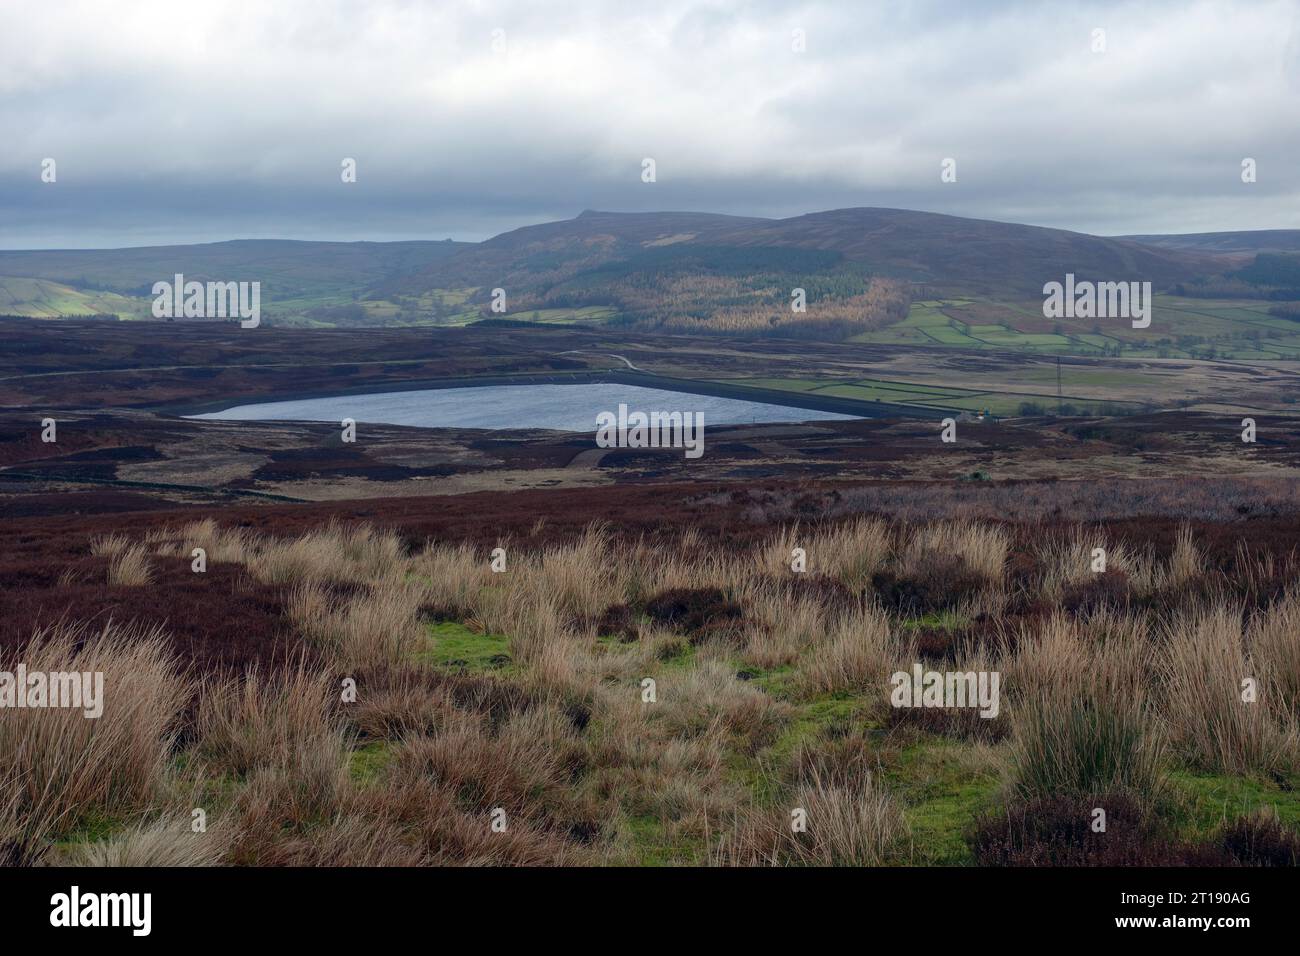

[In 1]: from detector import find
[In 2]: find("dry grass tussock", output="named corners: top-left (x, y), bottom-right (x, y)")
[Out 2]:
top-left (1250, 590), bottom-right (1300, 722)
top-left (0, 621), bottom-right (188, 864)
top-left (740, 584), bottom-right (826, 669)
top-left (412, 541), bottom-right (492, 616)
top-left (287, 581), bottom-right (426, 669)
top-left (900, 519), bottom-right (1008, 581)
top-left (197, 664), bottom-right (344, 778)
top-left (106, 543), bottom-right (153, 587)
top-left (246, 523), bottom-right (406, 585)
top-left (1007, 678), bottom-right (1166, 807)
top-left (1159, 602), bottom-right (1296, 776)
top-left (756, 518), bottom-right (891, 589)
top-left (60, 813), bottom-right (230, 867)
top-left (800, 605), bottom-right (901, 697)
top-left (1034, 523), bottom-right (1203, 600)
top-left (713, 767), bottom-right (907, 866)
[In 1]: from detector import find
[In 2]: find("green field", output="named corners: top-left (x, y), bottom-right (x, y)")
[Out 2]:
top-left (0, 276), bottom-right (150, 318)
top-left (852, 295), bottom-right (1300, 361)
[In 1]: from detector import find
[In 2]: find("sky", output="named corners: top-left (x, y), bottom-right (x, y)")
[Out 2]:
top-left (1, 0), bottom-right (1298, 248)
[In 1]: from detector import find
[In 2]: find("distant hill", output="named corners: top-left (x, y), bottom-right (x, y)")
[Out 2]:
top-left (373, 207), bottom-right (1237, 337)
top-left (383, 210), bottom-right (770, 294)
top-left (0, 238), bottom-right (469, 296)
top-left (708, 207), bottom-right (1227, 292)
top-left (0, 239), bottom-right (470, 325)
top-left (1120, 230), bottom-right (1300, 254)
top-left (0, 209), bottom-right (1280, 333)
top-left (387, 207), bottom-right (1232, 311)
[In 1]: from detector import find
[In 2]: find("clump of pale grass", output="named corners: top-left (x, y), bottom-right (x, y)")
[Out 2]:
top-left (175, 518), bottom-right (256, 565)
top-left (1250, 590), bottom-right (1300, 723)
top-left (1105, 541), bottom-right (1161, 594)
top-left (1165, 523), bottom-right (1204, 590)
top-left (741, 584), bottom-right (826, 669)
top-left (287, 582), bottom-right (425, 669)
top-left (197, 664), bottom-right (345, 777)
top-left (657, 660), bottom-right (788, 744)
top-left (244, 807), bottom-right (429, 866)
top-left (800, 605), bottom-right (900, 697)
top-left (61, 813), bottom-right (229, 867)
top-left (249, 531), bottom-right (341, 585)
top-left (337, 523), bottom-right (406, 581)
top-left (535, 523), bottom-right (629, 630)
top-left (1035, 527), bottom-right (1106, 599)
top-left (348, 676), bottom-right (461, 740)
top-left (584, 689), bottom-right (726, 790)
top-left (1003, 614), bottom-right (1093, 703)
top-left (89, 533), bottom-right (130, 557)
top-left (231, 742), bottom-right (352, 835)
top-left (0, 621), bottom-right (188, 862)
top-left (622, 534), bottom-right (744, 600)
top-left (1033, 527), bottom-right (1164, 599)
top-left (390, 707), bottom-right (580, 824)
top-left (1159, 602), bottom-right (1293, 776)
top-left (412, 541), bottom-right (491, 617)
top-left (470, 575), bottom-right (590, 694)
top-left (248, 523), bottom-right (405, 586)
top-left (471, 562), bottom-right (559, 638)
top-left (583, 629), bottom-right (671, 683)
top-left (106, 543), bottom-right (153, 587)
top-left (807, 518), bottom-right (893, 589)
top-left (199, 666), bottom-right (352, 831)
top-left (495, 580), bottom-right (567, 662)
top-left (1002, 610), bottom-right (1147, 709)
top-left (521, 631), bottom-right (588, 696)
top-left (713, 768), bottom-right (907, 866)
top-left (1001, 612), bottom-right (1163, 802)
top-left (753, 519), bottom-right (892, 587)
top-left (900, 520), bottom-right (1007, 581)
top-left (755, 524), bottom-right (801, 578)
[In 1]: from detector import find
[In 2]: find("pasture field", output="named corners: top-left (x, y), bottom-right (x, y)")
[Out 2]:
top-left (851, 295), bottom-right (1300, 361)
top-left (0, 276), bottom-right (150, 318)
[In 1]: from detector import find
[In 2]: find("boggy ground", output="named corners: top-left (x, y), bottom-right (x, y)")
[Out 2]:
top-left (4, 408), bottom-right (1300, 512)
top-left (4, 504), bottom-right (1300, 867)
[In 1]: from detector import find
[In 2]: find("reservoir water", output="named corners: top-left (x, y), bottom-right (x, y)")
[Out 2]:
top-left (190, 383), bottom-right (856, 431)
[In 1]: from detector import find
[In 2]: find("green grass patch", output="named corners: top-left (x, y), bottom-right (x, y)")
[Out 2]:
top-left (420, 620), bottom-right (511, 671)
top-left (902, 610), bottom-right (970, 632)
top-left (881, 737), bottom-right (1002, 865)
top-left (1167, 768), bottom-right (1300, 839)
top-left (617, 812), bottom-right (706, 866)
top-left (53, 808), bottom-right (131, 847)
top-left (349, 740), bottom-right (396, 786)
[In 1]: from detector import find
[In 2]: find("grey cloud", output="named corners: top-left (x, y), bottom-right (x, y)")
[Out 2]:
top-left (1, 0), bottom-right (1296, 248)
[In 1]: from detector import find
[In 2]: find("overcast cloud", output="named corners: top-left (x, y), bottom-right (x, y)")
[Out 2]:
top-left (1, 0), bottom-right (1297, 248)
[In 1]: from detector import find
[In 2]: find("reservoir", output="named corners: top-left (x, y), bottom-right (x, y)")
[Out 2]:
top-left (189, 382), bottom-right (857, 431)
